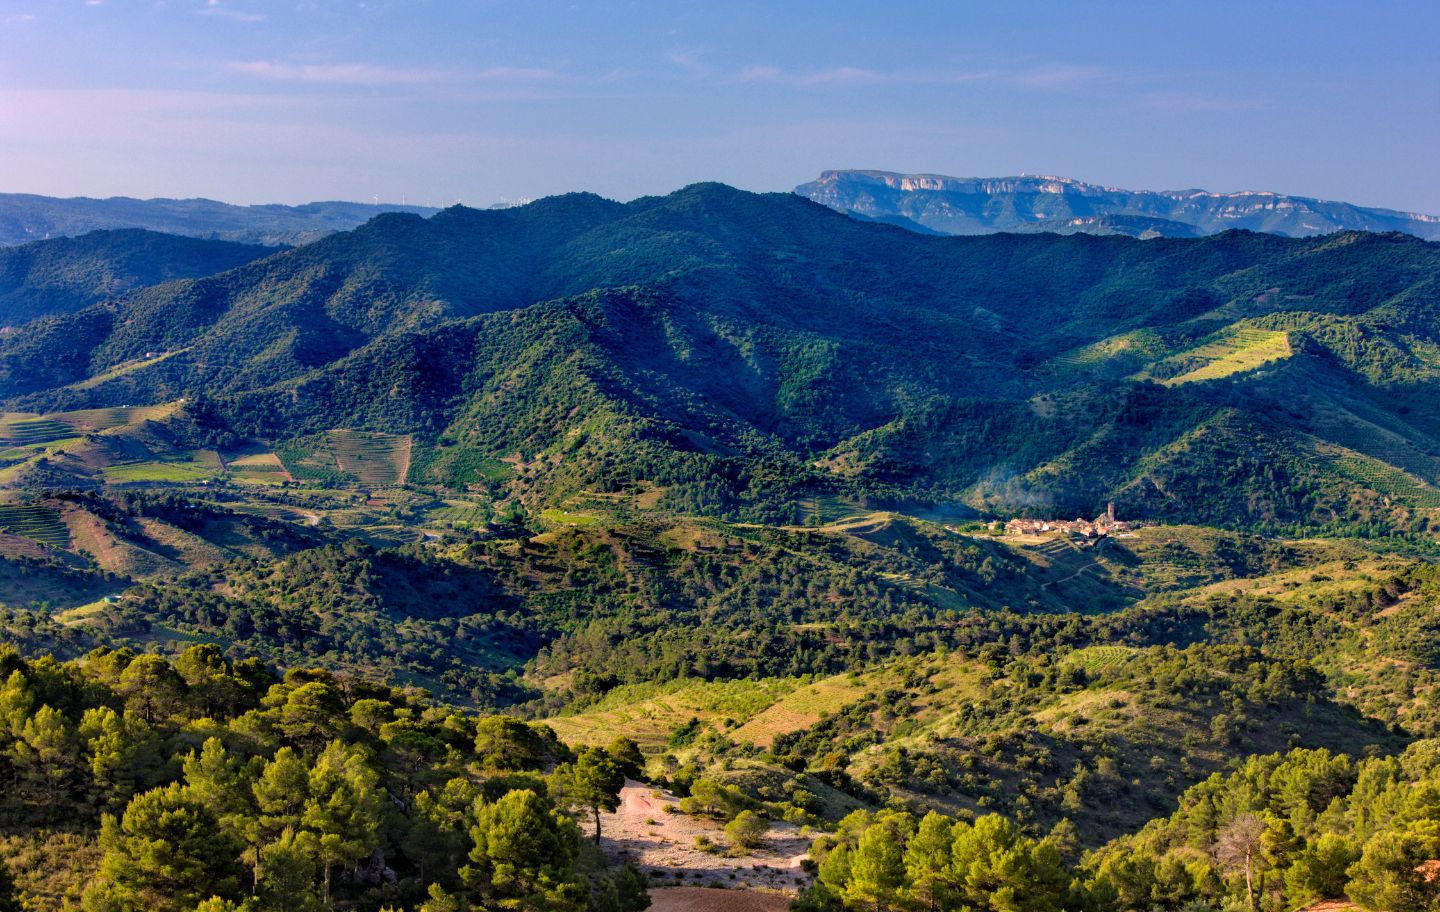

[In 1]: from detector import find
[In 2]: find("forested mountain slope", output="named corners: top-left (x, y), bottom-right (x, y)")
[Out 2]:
top-left (3, 185), bottom-right (1439, 531)
top-left (0, 230), bottom-right (276, 327)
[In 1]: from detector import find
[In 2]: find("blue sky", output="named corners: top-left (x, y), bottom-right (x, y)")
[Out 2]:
top-left (1, 1), bottom-right (1437, 211)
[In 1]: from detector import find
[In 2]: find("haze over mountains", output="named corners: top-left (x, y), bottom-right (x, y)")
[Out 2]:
top-left (8, 168), bottom-right (1440, 251)
top-left (796, 169), bottom-right (1440, 239)
top-left (0, 193), bottom-right (439, 247)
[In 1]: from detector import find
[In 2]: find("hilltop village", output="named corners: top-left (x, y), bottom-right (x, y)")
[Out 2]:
top-left (1004, 501), bottom-right (1135, 538)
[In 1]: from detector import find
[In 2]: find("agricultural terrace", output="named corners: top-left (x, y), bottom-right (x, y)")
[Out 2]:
top-left (0, 503), bottom-right (70, 549)
top-left (326, 429), bottom-right (412, 486)
top-left (1139, 328), bottom-right (1292, 386)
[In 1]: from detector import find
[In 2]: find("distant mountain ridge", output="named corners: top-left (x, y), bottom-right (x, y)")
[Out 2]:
top-left (0, 193), bottom-right (439, 247)
top-left (796, 169), bottom-right (1440, 239)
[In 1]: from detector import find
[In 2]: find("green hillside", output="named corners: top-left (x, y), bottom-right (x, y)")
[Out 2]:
top-left (0, 188), bottom-right (1438, 531)
top-left (0, 228), bottom-right (275, 327)
top-left (2, 184), bottom-right (1440, 912)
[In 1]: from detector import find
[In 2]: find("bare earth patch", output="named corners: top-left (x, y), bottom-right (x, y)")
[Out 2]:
top-left (648, 886), bottom-right (793, 912)
top-left (599, 781), bottom-right (809, 898)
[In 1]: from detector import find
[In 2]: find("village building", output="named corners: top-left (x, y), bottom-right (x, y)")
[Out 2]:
top-left (1004, 502), bottom-right (1131, 537)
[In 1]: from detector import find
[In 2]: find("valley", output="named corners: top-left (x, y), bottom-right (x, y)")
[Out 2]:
top-left (1, 187), bottom-right (1440, 912)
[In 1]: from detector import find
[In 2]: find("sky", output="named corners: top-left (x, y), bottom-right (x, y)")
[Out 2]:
top-left (1, 1), bottom-right (1438, 211)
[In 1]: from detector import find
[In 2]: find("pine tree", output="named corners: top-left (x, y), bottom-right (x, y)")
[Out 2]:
top-left (302, 740), bottom-right (385, 903)
top-left (116, 656), bottom-right (186, 725)
top-left (0, 669), bottom-right (34, 736)
top-left (245, 746), bottom-right (311, 893)
top-left (86, 782), bottom-right (243, 912)
top-left (81, 706), bottom-right (161, 812)
top-left (724, 810), bottom-right (768, 851)
top-left (844, 816), bottom-right (909, 910)
top-left (551, 747), bottom-right (624, 844)
top-left (13, 704), bottom-right (78, 810)
top-left (905, 811), bottom-right (956, 911)
top-left (464, 789), bottom-right (584, 911)
top-left (605, 737), bottom-right (644, 780)
top-left (256, 827), bottom-right (322, 911)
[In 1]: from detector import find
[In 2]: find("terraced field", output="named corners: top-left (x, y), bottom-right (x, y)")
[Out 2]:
top-left (1305, 410), bottom-right (1440, 485)
top-left (795, 495), bottom-right (864, 526)
top-left (276, 442), bottom-right (349, 486)
top-left (1137, 328), bottom-right (1292, 386)
top-left (0, 404), bottom-right (180, 447)
top-left (0, 417), bottom-right (75, 447)
top-left (0, 504), bottom-right (70, 549)
top-left (1064, 645), bottom-right (1137, 673)
top-left (1323, 451), bottom-right (1440, 509)
top-left (68, 351), bottom-right (183, 391)
top-left (327, 430), bottom-right (412, 486)
top-left (225, 453), bottom-right (293, 485)
top-left (431, 501), bottom-right (490, 526)
top-left (728, 674), bottom-right (875, 748)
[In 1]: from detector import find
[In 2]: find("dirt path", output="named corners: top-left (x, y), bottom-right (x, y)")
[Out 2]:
top-left (648, 886), bottom-right (793, 912)
top-left (599, 781), bottom-right (810, 896)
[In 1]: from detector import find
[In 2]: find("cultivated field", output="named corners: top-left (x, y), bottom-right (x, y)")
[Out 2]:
top-left (1050, 329), bottom-right (1168, 373)
top-left (0, 403), bottom-right (182, 447)
top-left (430, 500), bottom-right (491, 526)
top-left (1320, 448), bottom-right (1440, 509)
top-left (0, 503), bottom-right (70, 549)
top-left (103, 450), bottom-right (222, 485)
top-left (224, 452), bottom-right (294, 485)
top-left (547, 678), bottom-right (802, 750)
top-left (326, 429), bottom-right (412, 486)
top-left (1137, 327), bottom-right (1291, 386)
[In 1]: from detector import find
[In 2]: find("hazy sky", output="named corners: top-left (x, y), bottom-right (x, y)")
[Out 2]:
top-left (2, 1), bottom-right (1437, 211)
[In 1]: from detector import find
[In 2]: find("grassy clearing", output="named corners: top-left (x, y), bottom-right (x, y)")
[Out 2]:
top-left (546, 678), bottom-right (803, 750)
top-left (432, 501), bottom-right (491, 526)
top-left (103, 451), bottom-right (222, 485)
top-left (327, 429), bottom-right (412, 486)
top-left (540, 508), bottom-right (602, 527)
top-left (0, 504), bottom-right (70, 549)
top-left (1050, 329), bottom-right (1168, 371)
top-left (69, 350), bottom-right (183, 391)
top-left (728, 672), bottom-right (882, 748)
top-left (53, 597), bottom-right (117, 625)
top-left (1136, 327), bottom-right (1291, 386)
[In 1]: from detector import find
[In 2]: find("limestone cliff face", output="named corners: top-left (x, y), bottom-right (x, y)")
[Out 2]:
top-left (796, 169), bottom-right (1440, 239)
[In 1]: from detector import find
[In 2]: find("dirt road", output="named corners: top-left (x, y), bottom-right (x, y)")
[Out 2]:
top-left (599, 780), bottom-right (810, 896)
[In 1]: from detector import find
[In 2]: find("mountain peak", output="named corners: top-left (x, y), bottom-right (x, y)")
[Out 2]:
top-left (797, 169), bottom-right (1440, 240)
